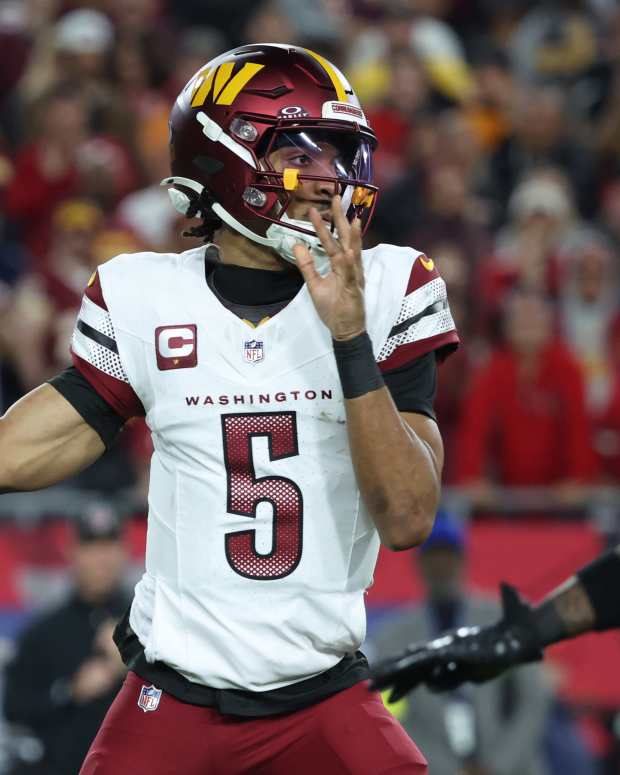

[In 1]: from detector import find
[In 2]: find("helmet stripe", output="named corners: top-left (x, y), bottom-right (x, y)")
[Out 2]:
top-left (216, 63), bottom-right (265, 105)
top-left (190, 67), bottom-right (215, 107)
top-left (303, 48), bottom-right (348, 102)
top-left (213, 62), bottom-right (235, 102)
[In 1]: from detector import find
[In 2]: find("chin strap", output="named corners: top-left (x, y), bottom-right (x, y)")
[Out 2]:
top-left (162, 177), bottom-right (335, 275)
top-left (213, 203), bottom-right (334, 276)
top-left (266, 214), bottom-right (333, 276)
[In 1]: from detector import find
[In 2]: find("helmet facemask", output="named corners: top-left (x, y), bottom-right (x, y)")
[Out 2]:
top-left (244, 125), bottom-right (376, 273)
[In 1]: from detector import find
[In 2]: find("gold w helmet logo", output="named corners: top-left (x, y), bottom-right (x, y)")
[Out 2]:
top-left (189, 62), bottom-right (264, 108)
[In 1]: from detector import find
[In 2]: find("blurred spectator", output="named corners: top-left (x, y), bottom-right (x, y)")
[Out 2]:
top-left (3, 83), bottom-right (87, 259)
top-left (372, 107), bottom-right (491, 254)
top-left (510, 2), bottom-right (598, 86)
top-left (559, 233), bottom-right (619, 411)
top-left (598, 178), bottom-right (620, 251)
top-left (482, 171), bottom-right (578, 323)
top-left (596, 10), bottom-right (620, 177)
top-left (116, 110), bottom-right (178, 250)
top-left (364, 49), bottom-right (432, 188)
top-left (429, 241), bottom-right (479, 483)
top-left (2, 199), bottom-right (104, 392)
top-left (2, 197), bottom-right (144, 394)
top-left (20, 9), bottom-right (115, 111)
top-left (167, 0), bottom-right (258, 46)
top-left (488, 86), bottom-right (597, 220)
top-left (407, 155), bottom-right (491, 267)
top-left (466, 47), bottom-right (516, 154)
top-left (456, 290), bottom-right (597, 507)
top-left (348, 3), bottom-right (476, 107)
top-left (410, 13), bottom-right (476, 104)
top-left (74, 133), bottom-right (137, 212)
top-left (106, 0), bottom-right (165, 38)
top-left (3, 502), bottom-right (130, 775)
top-left (371, 512), bottom-right (551, 775)
top-left (592, 313), bottom-right (620, 482)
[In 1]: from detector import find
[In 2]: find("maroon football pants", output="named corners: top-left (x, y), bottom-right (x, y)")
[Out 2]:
top-left (80, 671), bottom-right (427, 774)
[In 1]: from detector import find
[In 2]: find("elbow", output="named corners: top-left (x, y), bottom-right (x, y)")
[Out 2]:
top-left (379, 507), bottom-right (436, 552)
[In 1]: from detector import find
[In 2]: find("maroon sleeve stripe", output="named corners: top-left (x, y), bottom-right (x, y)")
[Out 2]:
top-left (84, 271), bottom-right (107, 310)
top-left (406, 255), bottom-right (441, 295)
top-left (71, 351), bottom-right (145, 420)
top-left (378, 330), bottom-right (460, 373)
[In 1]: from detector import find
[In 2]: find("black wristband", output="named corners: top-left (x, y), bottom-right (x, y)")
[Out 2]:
top-left (333, 331), bottom-right (384, 399)
top-left (576, 549), bottom-right (620, 631)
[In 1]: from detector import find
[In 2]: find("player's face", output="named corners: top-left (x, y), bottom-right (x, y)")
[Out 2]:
top-left (267, 140), bottom-right (341, 225)
top-left (72, 539), bottom-right (126, 603)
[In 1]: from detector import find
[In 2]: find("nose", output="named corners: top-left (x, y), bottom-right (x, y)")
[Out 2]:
top-left (310, 173), bottom-right (338, 199)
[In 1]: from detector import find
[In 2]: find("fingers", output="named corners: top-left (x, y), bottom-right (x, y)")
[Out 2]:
top-left (350, 215), bottom-right (362, 255)
top-left (308, 206), bottom-right (353, 283)
top-left (309, 207), bottom-right (339, 256)
top-left (330, 195), bottom-right (350, 251)
top-left (306, 196), bottom-right (364, 286)
top-left (350, 216), bottom-right (364, 287)
top-left (293, 242), bottom-right (321, 289)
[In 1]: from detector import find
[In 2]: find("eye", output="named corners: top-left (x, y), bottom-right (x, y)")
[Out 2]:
top-left (290, 153), bottom-right (313, 167)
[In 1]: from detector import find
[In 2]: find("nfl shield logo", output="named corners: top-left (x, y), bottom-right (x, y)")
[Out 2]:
top-left (138, 684), bottom-right (162, 713)
top-left (244, 339), bottom-right (264, 364)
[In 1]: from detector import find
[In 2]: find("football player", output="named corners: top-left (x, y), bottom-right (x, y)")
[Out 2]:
top-left (370, 546), bottom-right (620, 701)
top-left (0, 45), bottom-right (458, 774)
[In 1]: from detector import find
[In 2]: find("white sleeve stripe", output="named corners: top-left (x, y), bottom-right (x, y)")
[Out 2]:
top-left (378, 308), bottom-right (456, 361)
top-left (78, 294), bottom-right (116, 340)
top-left (394, 277), bottom-right (447, 327)
top-left (72, 327), bottom-right (130, 383)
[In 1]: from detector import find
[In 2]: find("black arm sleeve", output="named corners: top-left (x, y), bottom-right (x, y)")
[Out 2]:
top-left (382, 351), bottom-right (437, 419)
top-left (47, 367), bottom-right (126, 449)
top-left (576, 547), bottom-right (620, 631)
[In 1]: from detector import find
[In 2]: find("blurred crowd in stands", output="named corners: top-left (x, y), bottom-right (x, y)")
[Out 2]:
top-left (2, 0), bottom-right (620, 514)
top-left (1, 1), bottom-right (620, 773)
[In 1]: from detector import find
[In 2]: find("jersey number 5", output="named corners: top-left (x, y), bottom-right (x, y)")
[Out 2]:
top-left (221, 412), bottom-right (303, 580)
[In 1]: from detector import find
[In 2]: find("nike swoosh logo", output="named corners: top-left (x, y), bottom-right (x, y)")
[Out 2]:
top-left (419, 255), bottom-right (434, 271)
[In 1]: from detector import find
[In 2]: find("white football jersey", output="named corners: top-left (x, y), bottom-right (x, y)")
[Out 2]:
top-left (71, 243), bottom-right (457, 691)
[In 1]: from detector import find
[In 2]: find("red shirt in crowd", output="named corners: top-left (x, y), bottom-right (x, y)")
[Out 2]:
top-left (594, 378), bottom-right (620, 481)
top-left (3, 144), bottom-right (79, 261)
top-left (456, 340), bottom-right (596, 486)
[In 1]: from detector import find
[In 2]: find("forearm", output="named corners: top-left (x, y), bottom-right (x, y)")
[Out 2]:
top-left (335, 335), bottom-right (440, 549)
top-left (534, 546), bottom-right (620, 645)
top-left (0, 384), bottom-right (105, 492)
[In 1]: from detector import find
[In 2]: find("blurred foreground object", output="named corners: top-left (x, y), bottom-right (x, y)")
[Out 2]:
top-left (371, 543), bottom-right (620, 700)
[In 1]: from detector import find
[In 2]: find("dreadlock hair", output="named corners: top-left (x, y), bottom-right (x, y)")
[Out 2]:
top-left (182, 189), bottom-right (222, 243)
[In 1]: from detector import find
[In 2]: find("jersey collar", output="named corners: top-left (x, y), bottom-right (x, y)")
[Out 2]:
top-left (204, 244), bottom-right (304, 306)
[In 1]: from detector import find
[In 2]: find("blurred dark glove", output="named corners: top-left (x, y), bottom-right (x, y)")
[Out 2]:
top-left (369, 583), bottom-right (544, 702)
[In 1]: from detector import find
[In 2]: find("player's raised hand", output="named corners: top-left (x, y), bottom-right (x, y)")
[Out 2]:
top-left (293, 195), bottom-right (366, 341)
top-left (370, 584), bottom-right (545, 701)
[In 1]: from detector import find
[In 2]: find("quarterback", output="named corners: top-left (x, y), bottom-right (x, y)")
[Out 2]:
top-left (0, 45), bottom-right (458, 773)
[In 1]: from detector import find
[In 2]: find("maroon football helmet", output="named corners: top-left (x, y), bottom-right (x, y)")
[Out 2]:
top-left (163, 43), bottom-right (378, 270)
